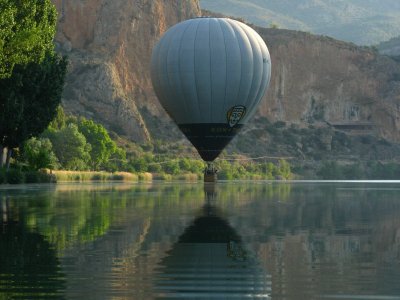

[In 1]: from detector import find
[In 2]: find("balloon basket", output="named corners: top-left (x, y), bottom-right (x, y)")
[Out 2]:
top-left (204, 172), bottom-right (217, 183)
top-left (204, 163), bottom-right (217, 183)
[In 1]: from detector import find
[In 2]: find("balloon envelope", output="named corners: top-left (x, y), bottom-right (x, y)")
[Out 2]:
top-left (151, 17), bottom-right (271, 161)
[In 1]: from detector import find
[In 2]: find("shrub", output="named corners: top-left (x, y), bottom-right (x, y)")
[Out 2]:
top-left (0, 169), bottom-right (5, 184)
top-left (138, 172), bottom-right (152, 181)
top-left (148, 163), bottom-right (162, 173)
top-left (174, 173), bottom-right (199, 181)
top-left (6, 169), bottom-right (25, 184)
top-left (113, 172), bottom-right (138, 181)
top-left (153, 173), bottom-right (172, 181)
top-left (23, 137), bottom-right (58, 170)
top-left (25, 171), bottom-right (40, 183)
top-left (163, 160), bottom-right (180, 175)
top-left (317, 161), bottom-right (342, 179)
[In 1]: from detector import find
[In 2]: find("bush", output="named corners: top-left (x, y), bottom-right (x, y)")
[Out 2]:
top-left (6, 169), bottom-right (25, 184)
top-left (163, 160), bottom-right (180, 175)
top-left (317, 161), bottom-right (342, 179)
top-left (24, 171), bottom-right (55, 183)
top-left (138, 172), bottom-right (152, 181)
top-left (112, 172), bottom-right (138, 181)
top-left (148, 163), bottom-right (162, 173)
top-left (174, 173), bottom-right (199, 181)
top-left (23, 137), bottom-right (58, 170)
top-left (0, 169), bottom-right (5, 184)
top-left (153, 173), bottom-right (172, 181)
top-left (25, 171), bottom-right (40, 183)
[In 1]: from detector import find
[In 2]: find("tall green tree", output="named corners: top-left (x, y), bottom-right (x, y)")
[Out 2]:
top-left (44, 124), bottom-right (91, 170)
top-left (23, 137), bottom-right (58, 170)
top-left (0, 52), bottom-right (67, 167)
top-left (77, 118), bottom-right (118, 170)
top-left (0, 0), bottom-right (61, 169)
top-left (0, 0), bottom-right (57, 78)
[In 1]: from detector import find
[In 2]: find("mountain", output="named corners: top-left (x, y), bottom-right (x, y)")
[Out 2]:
top-left (200, 0), bottom-right (400, 45)
top-left (378, 36), bottom-right (400, 57)
top-left (51, 0), bottom-right (400, 164)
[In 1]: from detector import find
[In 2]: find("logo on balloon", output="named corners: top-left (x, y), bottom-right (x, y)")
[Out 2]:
top-left (227, 105), bottom-right (246, 127)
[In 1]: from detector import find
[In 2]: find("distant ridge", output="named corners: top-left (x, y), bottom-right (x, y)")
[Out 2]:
top-left (200, 0), bottom-right (400, 45)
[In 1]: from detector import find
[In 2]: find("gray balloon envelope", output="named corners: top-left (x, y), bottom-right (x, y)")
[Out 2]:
top-left (151, 17), bottom-right (271, 161)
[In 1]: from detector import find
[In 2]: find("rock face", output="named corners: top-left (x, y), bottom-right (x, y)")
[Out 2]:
top-left (52, 0), bottom-right (201, 142)
top-left (257, 28), bottom-right (400, 142)
top-left (52, 0), bottom-right (400, 146)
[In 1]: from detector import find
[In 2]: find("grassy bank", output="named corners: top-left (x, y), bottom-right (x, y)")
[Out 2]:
top-left (51, 170), bottom-right (141, 182)
top-left (0, 169), bottom-right (203, 184)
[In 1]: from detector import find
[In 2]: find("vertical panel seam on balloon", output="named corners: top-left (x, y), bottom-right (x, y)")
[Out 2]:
top-left (164, 30), bottom-right (176, 119)
top-left (178, 22), bottom-right (192, 123)
top-left (166, 27), bottom-right (181, 122)
top-left (228, 20), bottom-right (243, 107)
top-left (219, 19), bottom-right (228, 124)
top-left (157, 31), bottom-right (173, 117)
top-left (242, 25), bottom-right (262, 119)
top-left (155, 36), bottom-right (165, 105)
top-left (209, 18), bottom-right (213, 123)
top-left (253, 36), bottom-right (271, 118)
top-left (194, 19), bottom-right (202, 123)
top-left (253, 35), bottom-right (269, 116)
top-left (237, 24), bottom-right (255, 117)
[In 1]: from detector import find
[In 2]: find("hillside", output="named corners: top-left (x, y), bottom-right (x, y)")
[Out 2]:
top-left (200, 0), bottom-right (400, 45)
top-left (378, 36), bottom-right (400, 57)
top-left (52, 0), bottom-right (400, 167)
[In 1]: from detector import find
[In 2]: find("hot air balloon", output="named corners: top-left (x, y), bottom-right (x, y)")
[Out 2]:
top-left (151, 17), bottom-right (271, 180)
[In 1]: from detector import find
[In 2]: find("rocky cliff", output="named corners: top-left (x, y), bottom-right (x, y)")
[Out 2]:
top-left (52, 0), bottom-right (201, 142)
top-left (258, 28), bottom-right (400, 142)
top-left (52, 0), bottom-right (400, 152)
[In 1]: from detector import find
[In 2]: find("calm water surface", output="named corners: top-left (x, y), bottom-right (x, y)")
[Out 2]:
top-left (1, 181), bottom-right (400, 299)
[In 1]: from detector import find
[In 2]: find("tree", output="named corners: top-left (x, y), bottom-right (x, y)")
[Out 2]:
top-left (0, 0), bottom-right (57, 78)
top-left (43, 124), bottom-right (91, 170)
top-left (23, 137), bottom-right (58, 170)
top-left (48, 105), bottom-right (66, 131)
top-left (163, 160), bottom-right (180, 175)
top-left (276, 159), bottom-right (291, 179)
top-left (102, 147), bottom-right (127, 172)
top-left (0, 52), bottom-right (67, 168)
top-left (131, 157), bottom-right (148, 173)
top-left (317, 161), bottom-right (342, 179)
top-left (77, 118), bottom-right (118, 170)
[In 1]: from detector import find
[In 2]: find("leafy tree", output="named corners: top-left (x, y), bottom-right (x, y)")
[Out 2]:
top-left (276, 159), bottom-right (291, 179)
top-left (77, 118), bottom-right (117, 170)
top-left (131, 157), bottom-right (148, 172)
top-left (0, 0), bottom-right (57, 78)
top-left (0, 52), bottom-right (67, 167)
top-left (43, 124), bottom-right (91, 170)
top-left (103, 147), bottom-right (127, 172)
top-left (0, 52), bottom-right (67, 147)
top-left (147, 162), bottom-right (162, 173)
top-left (163, 160), bottom-right (180, 175)
top-left (23, 137), bottom-right (58, 170)
top-left (317, 161), bottom-right (342, 179)
top-left (48, 105), bottom-right (66, 131)
top-left (187, 159), bottom-right (205, 174)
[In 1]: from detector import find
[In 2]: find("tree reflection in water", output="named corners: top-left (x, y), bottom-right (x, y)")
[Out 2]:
top-left (0, 197), bottom-right (65, 299)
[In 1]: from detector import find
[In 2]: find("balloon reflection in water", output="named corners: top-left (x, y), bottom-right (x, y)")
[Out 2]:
top-left (153, 185), bottom-right (271, 298)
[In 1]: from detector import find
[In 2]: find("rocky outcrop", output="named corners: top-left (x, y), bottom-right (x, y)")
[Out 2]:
top-left (52, 0), bottom-right (201, 142)
top-left (257, 28), bottom-right (400, 142)
top-left (52, 0), bottom-right (400, 148)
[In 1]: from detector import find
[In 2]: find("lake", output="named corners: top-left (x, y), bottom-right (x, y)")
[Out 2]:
top-left (1, 181), bottom-right (400, 299)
